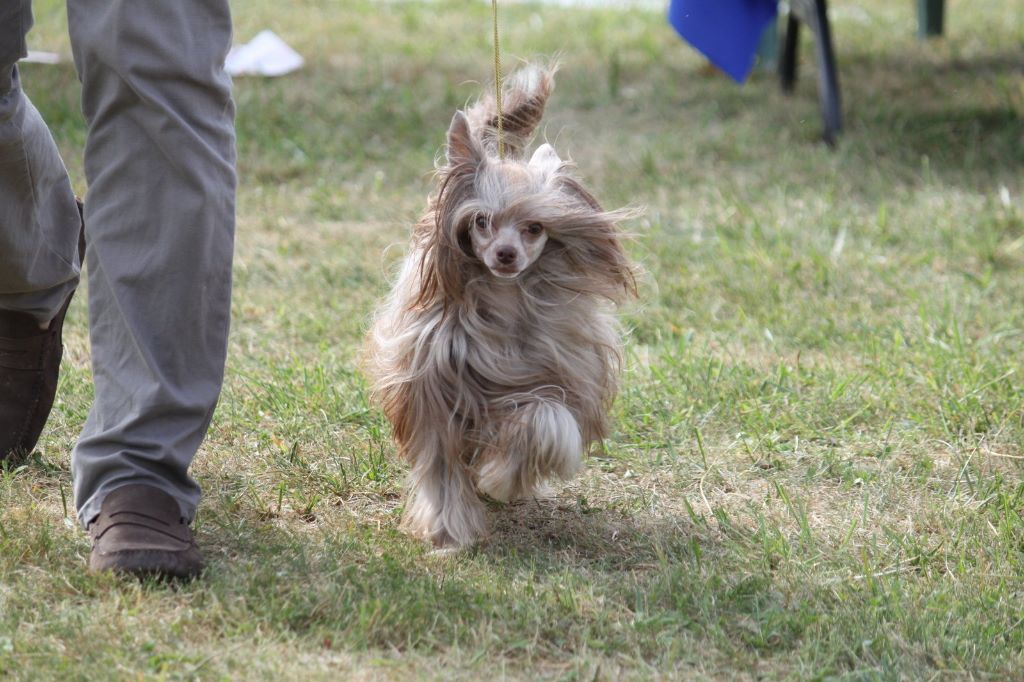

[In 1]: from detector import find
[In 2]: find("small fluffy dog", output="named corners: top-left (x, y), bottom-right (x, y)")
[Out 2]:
top-left (367, 65), bottom-right (636, 549)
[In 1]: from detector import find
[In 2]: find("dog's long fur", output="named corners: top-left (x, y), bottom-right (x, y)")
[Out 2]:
top-left (366, 65), bottom-right (636, 549)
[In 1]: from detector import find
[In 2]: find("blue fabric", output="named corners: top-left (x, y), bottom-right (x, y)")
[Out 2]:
top-left (668, 0), bottom-right (778, 83)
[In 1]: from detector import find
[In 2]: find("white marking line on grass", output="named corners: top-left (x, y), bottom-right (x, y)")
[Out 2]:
top-left (378, 0), bottom-right (664, 9)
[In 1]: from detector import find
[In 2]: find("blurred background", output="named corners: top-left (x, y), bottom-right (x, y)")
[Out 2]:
top-left (7, 1), bottom-right (1024, 678)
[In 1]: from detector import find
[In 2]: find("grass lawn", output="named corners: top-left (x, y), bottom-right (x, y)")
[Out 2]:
top-left (3, 0), bottom-right (1024, 678)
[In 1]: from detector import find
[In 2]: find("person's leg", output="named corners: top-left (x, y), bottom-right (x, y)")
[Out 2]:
top-left (0, 0), bottom-right (82, 325)
top-left (0, 0), bottom-right (85, 462)
top-left (66, 0), bottom-right (236, 532)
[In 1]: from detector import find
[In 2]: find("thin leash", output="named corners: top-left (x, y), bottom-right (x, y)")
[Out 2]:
top-left (491, 0), bottom-right (506, 159)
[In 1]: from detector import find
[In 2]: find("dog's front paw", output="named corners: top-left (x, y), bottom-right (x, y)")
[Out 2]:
top-left (531, 402), bottom-right (585, 480)
top-left (477, 457), bottom-right (520, 503)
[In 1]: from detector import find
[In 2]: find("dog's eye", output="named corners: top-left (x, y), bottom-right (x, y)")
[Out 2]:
top-left (475, 216), bottom-right (489, 231)
top-left (526, 222), bottom-right (544, 236)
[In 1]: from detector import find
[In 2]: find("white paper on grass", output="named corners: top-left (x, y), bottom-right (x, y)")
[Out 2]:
top-left (23, 51), bottom-right (61, 64)
top-left (225, 30), bottom-right (304, 77)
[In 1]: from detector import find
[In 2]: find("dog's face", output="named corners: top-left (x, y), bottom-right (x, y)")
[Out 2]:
top-left (420, 108), bottom-right (634, 307)
top-left (469, 211), bottom-right (548, 279)
top-left (446, 113), bottom-right (569, 280)
top-left (467, 158), bottom-right (557, 279)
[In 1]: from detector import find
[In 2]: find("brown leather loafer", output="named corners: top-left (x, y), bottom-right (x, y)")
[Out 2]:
top-left (0, 201), bottom-right (85, 464)
top-left (0, 292), bottom-right (76, 464)
top-left (88, 484), bottom-right (204, 580)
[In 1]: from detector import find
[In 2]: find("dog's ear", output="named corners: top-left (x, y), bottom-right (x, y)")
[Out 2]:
top-left (446, 111), bottom-right (482, 167)
top-left (556, 174), bottom-right (604, 212)
top-left (532, 147), bottom-right (603, 213)
top-left (529, 143), bottom-right (562, 180)
top-left (488, 65), bottom-right (554, 158)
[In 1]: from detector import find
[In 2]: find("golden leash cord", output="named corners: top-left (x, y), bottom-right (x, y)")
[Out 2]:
top-left (491, 0), bottom-right (505, 159)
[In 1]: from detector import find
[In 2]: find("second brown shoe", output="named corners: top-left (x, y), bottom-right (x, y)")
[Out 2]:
top-left (0, 276), bottom-right (77, 464)
top-left (0, 200), bottom-right (85, 464)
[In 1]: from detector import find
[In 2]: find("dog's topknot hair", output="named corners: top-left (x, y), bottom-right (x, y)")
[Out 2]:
top-left (466, 63), bottom-right (557, 159)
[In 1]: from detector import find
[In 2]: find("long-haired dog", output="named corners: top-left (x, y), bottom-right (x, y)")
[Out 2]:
top-left (367, 64), bottom-right (637, 550)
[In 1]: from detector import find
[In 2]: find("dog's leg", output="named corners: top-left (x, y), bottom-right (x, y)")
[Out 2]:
top-left (477, 401), bottom-right (584, 502)
top-left (530, 401), bottom-right (586, 480)
top-left (403, 434), bottom-right (487, 549)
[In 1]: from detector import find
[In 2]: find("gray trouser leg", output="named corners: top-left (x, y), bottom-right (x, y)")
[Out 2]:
top-left (0, 0), bottom-right (82, 325)
top-left (67, 0), bottom-right (237, 526)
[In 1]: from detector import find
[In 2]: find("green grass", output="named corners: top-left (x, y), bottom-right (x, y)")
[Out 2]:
top-left (3, 0), bottom-right (1024, 678)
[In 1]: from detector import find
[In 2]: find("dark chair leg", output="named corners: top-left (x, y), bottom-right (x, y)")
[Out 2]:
top-left (779, 13), bottom-right (800, 92)
top-left (806, 0), bottom-right (842, 145)
top-left (918, 0), bottom-right (945, 38)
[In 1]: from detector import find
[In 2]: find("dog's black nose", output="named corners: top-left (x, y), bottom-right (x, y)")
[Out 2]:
top-left (496, 247), bottom-right (517, 265)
